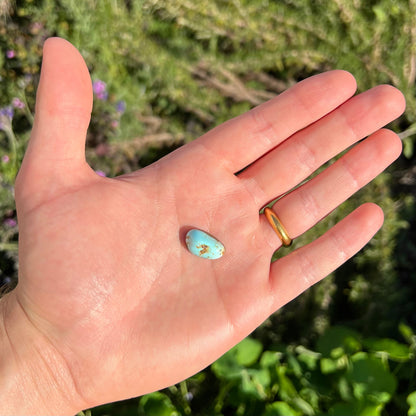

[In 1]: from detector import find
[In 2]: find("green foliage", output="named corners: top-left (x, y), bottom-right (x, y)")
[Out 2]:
top-left (408, 391), bottom-right (416, 416)
top-left (1, 0), bottom-right (416, 414)
top-left (96, 326), bottom-right (413, 416)
top-left (138, 392), bottom-right (180, 416)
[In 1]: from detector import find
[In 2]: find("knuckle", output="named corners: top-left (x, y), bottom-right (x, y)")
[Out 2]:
top-left (296, 250), bottom-right (319, 288)
top-left (298, 186), bottom-right (321, 222)
top-left (339, 156), bottom-right (360, 190)
top-left (248, 105), bottom-right (278, 148)
top-left (293, 135), bottom-right (318, 177)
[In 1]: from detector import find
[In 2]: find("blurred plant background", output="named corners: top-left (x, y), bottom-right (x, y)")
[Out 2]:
top-left (1, 0), bottom-right (416, 415)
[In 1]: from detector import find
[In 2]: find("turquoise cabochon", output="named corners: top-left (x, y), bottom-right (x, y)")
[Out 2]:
top-left (185, 229), bottom-right (225, 260)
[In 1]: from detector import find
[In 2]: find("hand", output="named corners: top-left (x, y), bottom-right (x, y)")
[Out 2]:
top-left (0, 38), bottom-right (405, 414)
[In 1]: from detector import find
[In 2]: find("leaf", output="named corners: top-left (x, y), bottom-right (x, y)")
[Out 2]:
top-left (399, 323), bottom-right (415, 344)
top-left (287, 351), bottom-right (303, 377)
top-left (295, 345), bottom-right (321, 371)
top-left (291, 397), bottom-right (315, 416)
top-left (139, 392), bottom-right (179, 416)
top-left (211, 337), bottom-right (263, 380)
top-left (234, 337), bottom-right (263, 366)
top-left (262, 401), bottom-right (300, 416)
top-left (316, 326), bottom-right (361, 357)
top-left (260, 350), bottom-right (281, 368)
top-left (363, 338), bottom-right (411, 361)
top-left (407, 391), bottom-right (416, 416)
top-left (299, 387), bottom-right (320, 410)
top-left (329, 401), bottom-right (383, 416)
top-left (240, 368), bottom-right (270, 399)
top-left (372, 5), bottom-right (388, 23)
top-left (320, 356), bottom-right (348, 374)
top-left (347, 353), bottom-right (397, 403)
top-left (403, 138), bottom-right (414, 159)
top-left (338, 376), bottom-right (353, 402)
top-left (249, 368), bottom-right (271, 390)
top-left (277, 366), bottom-right (298, 401)
top-left (211, 351), bottom-right (244, 380)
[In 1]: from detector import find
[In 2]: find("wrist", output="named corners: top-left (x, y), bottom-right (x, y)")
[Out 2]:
top-left (0, 291), bottom-right (83, 415)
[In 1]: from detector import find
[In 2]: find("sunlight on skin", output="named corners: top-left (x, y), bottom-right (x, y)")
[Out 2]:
top-left (0, 38), bottom-right (405, 414)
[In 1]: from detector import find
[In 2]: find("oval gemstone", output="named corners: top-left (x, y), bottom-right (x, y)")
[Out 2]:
top-left (185, 229), bottom-right (225, 259)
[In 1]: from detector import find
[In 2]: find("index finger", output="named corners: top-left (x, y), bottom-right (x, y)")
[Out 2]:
top-left (191, 70), bottom-right (357, 173)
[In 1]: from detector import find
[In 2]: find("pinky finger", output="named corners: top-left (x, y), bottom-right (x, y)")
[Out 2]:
top-left (269, 203), bottom-right (384, 310)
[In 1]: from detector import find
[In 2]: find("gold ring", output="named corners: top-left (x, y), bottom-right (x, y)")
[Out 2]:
top-left (264, 207), bottom-right (292, 247)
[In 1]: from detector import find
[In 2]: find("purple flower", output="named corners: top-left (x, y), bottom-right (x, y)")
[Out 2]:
top-left (116, 100), bottom-right (126, 113)
top-left (1, 155), bottom-right (10, 163)
top-left (6, 50), bottom-right (15, 59)
top-left (93, 80), bottom-right (106, 94)
top-left (2, 276), bottom-right (12, 286)
top-left (12, 97), bottom-right (25, 109)
top-left (3, 218), bottom-right (17, 228)
top-left (0, 106), bottom-right (14, 131)
top-left (92, 80), bottom-right (108, 100)
top-left (184, 392), bottom-right (193, 401)
top-left (0, 106), bottom-right (14, 119)
top-left (95, 170), bottom-right (106, 177)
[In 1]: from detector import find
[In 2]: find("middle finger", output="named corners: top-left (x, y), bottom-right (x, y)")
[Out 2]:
top-left (238, 85), bottom-right (405, 207)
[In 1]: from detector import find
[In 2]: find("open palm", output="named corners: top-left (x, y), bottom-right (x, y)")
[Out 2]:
top-left (2, 38), bottom-right (405, 414)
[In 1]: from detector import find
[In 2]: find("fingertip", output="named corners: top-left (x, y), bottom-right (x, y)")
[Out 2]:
top-left (359, 202), bottom-right (385, 231)
top-left (397, 89), bottom-right (407, 113)
top-left (318, 69), bottom-right (357, 95)
top-left (383, 84), bottom-right (406, 112)
top-left (333, 69), bottom-right (357, 92)
top-left (371, 84), bottom-right (406, 119)
top-left (43, 36), bottom-right (67, 50)
top-left (38, 37), bottom-right (93, 115)
top-left (386, 85), bottom-right (407, 114)
top-left (298, 70), bottom-right (357, 109)
top-left (43, 36), bottom-right (82, 55)
top-left (377, 128), bottom-right (403, 161)
top-left (42, 37), bottom-right (86, 72)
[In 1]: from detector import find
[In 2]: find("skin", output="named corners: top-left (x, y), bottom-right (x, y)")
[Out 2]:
top-left (0, 38), bottom-right (406, 414)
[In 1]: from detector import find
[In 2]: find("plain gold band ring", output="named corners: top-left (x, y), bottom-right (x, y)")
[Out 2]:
top-left (264, 207), bottom-right (292, 247)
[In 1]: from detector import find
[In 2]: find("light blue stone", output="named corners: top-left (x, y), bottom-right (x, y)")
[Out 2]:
top-left (185, 229), bottom-right (225, 259)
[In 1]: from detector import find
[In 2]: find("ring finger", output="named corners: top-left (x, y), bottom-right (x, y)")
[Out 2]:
top-left (259, 129), bottom-right (402, 248)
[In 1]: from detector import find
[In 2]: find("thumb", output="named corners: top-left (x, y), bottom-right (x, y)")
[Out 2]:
top-left (16, 37), bottom-right (94, 208)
